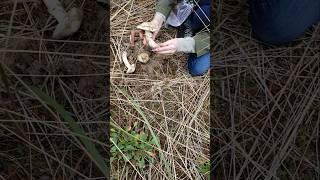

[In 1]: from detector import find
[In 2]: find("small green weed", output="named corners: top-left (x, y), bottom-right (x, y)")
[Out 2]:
top-left (110, 122), bottom-right (158, 169)
top-left (198, 160), bottom-right (210, 178)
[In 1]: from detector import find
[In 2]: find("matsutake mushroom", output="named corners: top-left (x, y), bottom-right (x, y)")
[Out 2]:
top-left (43, 0), bottom-right (83, 39)
top-left (121, 51), bottom-right (136, 73)
top-left (137, 52), bottom-right (149, 63)
top-left (136, 22), bottom-right (160, 49)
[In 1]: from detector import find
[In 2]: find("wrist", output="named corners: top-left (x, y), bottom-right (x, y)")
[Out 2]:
top-left (176, 37), bottom-right (195, 53)
top-left (152, 12), bottom-right (166, 28)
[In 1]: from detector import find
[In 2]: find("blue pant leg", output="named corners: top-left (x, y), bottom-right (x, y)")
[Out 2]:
top-left (190, 4), bottom-right (211, 33)
top-left (187, 53), bottom-right (211, 76)
top-left (249, 0), bottom-right (320, 45)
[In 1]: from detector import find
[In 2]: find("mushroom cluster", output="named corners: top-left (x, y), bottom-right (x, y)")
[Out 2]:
top-left (136, 22), bottom-right (160, 49)
top-left (121, 23), bottom-right (160, 74)
top-left (43, 0), bottom-right (83, 39)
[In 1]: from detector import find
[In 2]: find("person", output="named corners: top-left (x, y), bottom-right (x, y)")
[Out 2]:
top-left (249, 0), bottom-right (320, 45)
top-left (137, 0), bottom-right (211, 76)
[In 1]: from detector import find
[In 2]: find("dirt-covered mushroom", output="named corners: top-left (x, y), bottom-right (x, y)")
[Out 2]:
top-left (137, 52), bottom-right (149, 63)
top-left (43, 0), bottom-right (83, 39)
top-left (121, 51), bottom-right (136, 73)
top-left (136, 22), bottom-right (160, 49)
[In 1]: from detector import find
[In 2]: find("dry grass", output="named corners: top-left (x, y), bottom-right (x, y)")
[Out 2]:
top-left (110, 0), bottom-right (210, 179)
top-left (212, 1), bottom-right (320, 179)
top-left (1, 0), bottom-right (108, 179)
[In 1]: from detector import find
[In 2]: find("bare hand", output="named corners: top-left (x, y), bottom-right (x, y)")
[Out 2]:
top-left (152, 39), bottom-right (178, 55)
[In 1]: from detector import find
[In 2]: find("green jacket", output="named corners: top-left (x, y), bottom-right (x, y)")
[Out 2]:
top-left (156, 0), bottom-right (210, 57)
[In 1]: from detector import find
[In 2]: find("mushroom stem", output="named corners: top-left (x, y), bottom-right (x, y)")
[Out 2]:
top-left (145, 31), bottom-right (160, 49)
top-left (122, 51), bottom-right (136, 73)
top-left (42, 0), bottom-right (83, 39)
top-left (42, 0), bottom-right (66, 22)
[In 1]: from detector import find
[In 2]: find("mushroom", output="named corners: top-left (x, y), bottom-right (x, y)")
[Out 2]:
top-left (43, 0), bottom-right (83, 39)
top-left (136, 22), bottom-right (160, 49)
top-left (121, 51), bottom-right (136, 73)
top-left (137, 52), bottom-right (149, 63)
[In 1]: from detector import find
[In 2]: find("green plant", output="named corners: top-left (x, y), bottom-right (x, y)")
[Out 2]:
top-left (198, 160), bottom-right (210, 178)
top-left (110, 122), bottom-right (158, 169)
top-left (114, 86), bottom-right (172, 177)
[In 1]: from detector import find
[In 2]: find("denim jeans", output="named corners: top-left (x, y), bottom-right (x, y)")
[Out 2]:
top-left (188, 53), bottom-right (211, 76)
top-left (249, 0), bottom-right (320, 45)
top-left (187, 0), bottom-right (211, 76)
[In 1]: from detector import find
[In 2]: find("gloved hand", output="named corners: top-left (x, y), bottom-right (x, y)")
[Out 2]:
top-left (152, 37), bottom-right (195, 55)
top-left (149, 12), bottom-right (166, 39)
top-left (137, 12), bottom-right (166, 46)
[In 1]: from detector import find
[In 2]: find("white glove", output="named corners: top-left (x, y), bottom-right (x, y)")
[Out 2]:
top-left (150, 12), bottom-right (166, 39)
top-left (137, 12), bottom-right (166, 38)
top-left (153, 37), bottom-right (195, 54)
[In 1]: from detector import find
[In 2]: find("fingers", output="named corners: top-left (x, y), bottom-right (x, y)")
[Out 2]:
top-left (153, 44), bottom-right (174, 52)
top-left (152, 40), bottom-right (176, 55)
top-left (154, 50), bottom-right (175, 55)
top-left (158, 39), bottom-right (174, 47)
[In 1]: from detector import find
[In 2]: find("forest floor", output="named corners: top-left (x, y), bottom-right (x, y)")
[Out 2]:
top-left (110, 0), bottom-right (210, 179)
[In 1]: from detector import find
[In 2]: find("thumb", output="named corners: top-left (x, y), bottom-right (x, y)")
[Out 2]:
top-left (159, 39), bottom-right (173, 47)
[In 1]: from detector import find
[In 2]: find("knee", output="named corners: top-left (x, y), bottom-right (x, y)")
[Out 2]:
top-left (249, 1), bottom-right (319, 45)
top-left (251, 14), bottom-right (304, 45)
top-left (188, 53), bottom-right (211, 76)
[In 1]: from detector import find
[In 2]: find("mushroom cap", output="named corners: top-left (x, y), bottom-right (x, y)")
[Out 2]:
top-left (136, 22), bottom-right (157, 32)
top-left (126, 64), bottom-right (136, 73)
top-left (52, 8), bottom-right (83, 39)
top-left (137, 52), bottom-right (149, 63)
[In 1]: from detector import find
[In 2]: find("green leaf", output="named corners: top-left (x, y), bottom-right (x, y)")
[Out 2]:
top-left (124, 154), bottom-right (132, 162)
top-left (111, 132), bottom-right (118, 138)
top-left (140, 133), bottom-right (148, 141)
top-left (151, 137), bottom-right (160, 145)
top-left (147, 156), bottom-right (154, 163)
top-left (198, 161), bottom-right (210, 174)
top-left (134, 155), bottom-right (140, 161)
top-left (125, 145), bottom-right (135, 151)
top-left (139, 144), bottom-right (146, 149)
top-left (118, 144), bottom-right (124, 150)
top-left (110, 146), bottom-right (117, 153)
top-left (138, 158), bottom-right (145, 169)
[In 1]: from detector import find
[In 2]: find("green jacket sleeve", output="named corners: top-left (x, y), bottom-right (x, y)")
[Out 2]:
top-left (155, 0), bottom-right (176, 18)
top-left (193, 30), bottom-right (210, 57)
